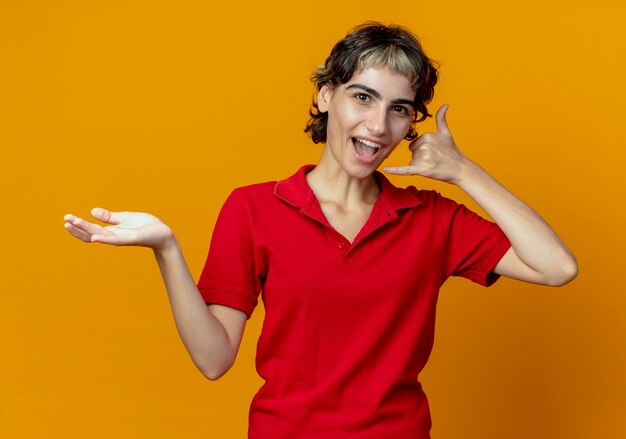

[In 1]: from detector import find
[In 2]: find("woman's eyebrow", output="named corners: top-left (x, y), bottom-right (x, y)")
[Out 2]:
top-left (347, 83), bottom-right (382, 99)
top-left (346, 83), bottom-right (415, 109)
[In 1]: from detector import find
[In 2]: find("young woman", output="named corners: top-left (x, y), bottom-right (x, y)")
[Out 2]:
top-left (64, 22), bottom-right (577, 439)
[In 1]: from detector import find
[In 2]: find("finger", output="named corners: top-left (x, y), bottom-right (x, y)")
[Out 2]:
top-left (91, 233), bottom-right (122, 245)
top-left (435, 104), bottom-right (451, 136)
top-left (91, 207), bottom-right (131, 225)
top-left (91, 207), bottom-right (116, 224)
top-left (409, 131), bottom-right (441, 152)
top-left (92, 227), bottom-right (136, 246)
top-left (64, 222), bottom-right (93, 243)
top-left (408, 136), bottom-right (426, 152)
top-left (67, 215), bottom-right (105, 236)
top-left (383, 165), bottom-right (424, 176)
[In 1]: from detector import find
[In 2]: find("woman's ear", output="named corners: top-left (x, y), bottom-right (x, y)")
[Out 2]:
top-left (317, 84), bottom-right (333, 113)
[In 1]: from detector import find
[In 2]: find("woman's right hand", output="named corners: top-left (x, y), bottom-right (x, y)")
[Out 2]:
top-left (63, 207), bottom-right (174, 250)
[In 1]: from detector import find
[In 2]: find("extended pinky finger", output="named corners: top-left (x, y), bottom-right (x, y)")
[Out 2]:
top-left (383, 166), bottom-right (421, 175)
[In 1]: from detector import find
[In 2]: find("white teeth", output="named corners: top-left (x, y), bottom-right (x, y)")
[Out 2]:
top-left (356, 138), bottom-right (382, 149)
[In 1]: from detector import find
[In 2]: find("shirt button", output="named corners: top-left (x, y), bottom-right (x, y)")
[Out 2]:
top-left (338, 242), bottom-right (346, 249)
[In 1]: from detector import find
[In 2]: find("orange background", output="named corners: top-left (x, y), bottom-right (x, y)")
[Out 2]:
top-left (1, 1), bottom-right (624, 438)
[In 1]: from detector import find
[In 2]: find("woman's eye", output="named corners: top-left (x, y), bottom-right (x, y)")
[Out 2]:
top-left (393, 105), bottom-right (408, 114)
top-left (355, 93), bottom-right (369, 102)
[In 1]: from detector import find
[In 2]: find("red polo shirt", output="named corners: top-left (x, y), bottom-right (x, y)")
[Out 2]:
top-left (197, 165), bottom-right (511, 438)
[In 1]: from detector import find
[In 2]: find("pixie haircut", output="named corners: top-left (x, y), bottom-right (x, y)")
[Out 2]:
top-left (305, 22), bottom-right (439, 144)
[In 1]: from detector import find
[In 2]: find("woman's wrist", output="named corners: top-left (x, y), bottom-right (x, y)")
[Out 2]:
top-left (153, 231), bottom-right (179, 257)
top-left (451, 156), bottom-right (481, 187)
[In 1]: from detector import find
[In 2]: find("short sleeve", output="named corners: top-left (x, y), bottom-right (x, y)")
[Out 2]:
top-left (441, 196), bottom-right (512, 286)
top-left (196, 189), bottom-right (262, 319)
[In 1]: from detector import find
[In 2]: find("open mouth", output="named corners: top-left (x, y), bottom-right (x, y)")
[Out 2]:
top-left (352, 137), bottom-right (382, 161)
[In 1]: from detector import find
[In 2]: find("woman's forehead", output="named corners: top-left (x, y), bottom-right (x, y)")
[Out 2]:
top-left (344, 66), bottom-right (415, 97)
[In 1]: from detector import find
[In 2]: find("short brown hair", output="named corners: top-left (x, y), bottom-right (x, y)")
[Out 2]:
top-left (305, 22), bottom-right (439, 144)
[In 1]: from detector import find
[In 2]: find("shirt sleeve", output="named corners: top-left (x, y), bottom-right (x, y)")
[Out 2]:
top-left (196, 189), bottom-right (262, 319)
top-left (439, 194), bottom-right (512, 287)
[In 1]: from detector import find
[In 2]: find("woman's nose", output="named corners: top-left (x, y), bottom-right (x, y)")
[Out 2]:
top-left (365, 107), bottom-right (388, 137)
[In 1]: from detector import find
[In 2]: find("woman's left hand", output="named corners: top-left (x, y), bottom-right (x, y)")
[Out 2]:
top-left (388, 104), bottom-right (578, 286)
top-left (384, 104), bottom-right (470, 184)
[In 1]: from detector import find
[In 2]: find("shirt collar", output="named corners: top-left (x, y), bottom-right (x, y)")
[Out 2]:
top-left (273, 164), bottom-right (422, 212)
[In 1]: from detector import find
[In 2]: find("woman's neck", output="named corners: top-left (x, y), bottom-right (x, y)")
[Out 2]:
top-left (306, 150), bottom-right (380, 208)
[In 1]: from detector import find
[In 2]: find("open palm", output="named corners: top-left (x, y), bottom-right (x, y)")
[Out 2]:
top-left (64, 207), bottom-right (173, 249)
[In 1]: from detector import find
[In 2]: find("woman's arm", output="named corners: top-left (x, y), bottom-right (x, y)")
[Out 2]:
top-left (385, 105), bottom-right (578, 286)
top-left (153, 237), bottom-right (247, 379)
top-left (451, 161), bottom-right (577, 285)
top-left (64, 208), bottom-right (247, 379)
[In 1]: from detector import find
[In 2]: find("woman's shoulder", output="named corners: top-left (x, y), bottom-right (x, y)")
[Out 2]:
top-left (377, 171), bottom-right (458, 210)
top-left (405, 185), bottom-right (444, 201)
top-left (402, 184), bottom-right (465, 212)
top-left (231, 180), bottom-right (277, 196)
top-left (226, 180), bottom-right (279, 208)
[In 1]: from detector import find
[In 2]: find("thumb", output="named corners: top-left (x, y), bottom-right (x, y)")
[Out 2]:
top-left (435, 104), bottom-right (451, 136)
top-left (91, 207), bottom-right (124, 225)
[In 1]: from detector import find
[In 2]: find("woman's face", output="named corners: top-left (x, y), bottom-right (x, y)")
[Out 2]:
top-left (318, 65), bottom-right (415, 179)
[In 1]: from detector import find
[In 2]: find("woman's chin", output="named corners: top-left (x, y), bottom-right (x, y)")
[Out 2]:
top-left (341, 160), bottom-right (380, 180)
